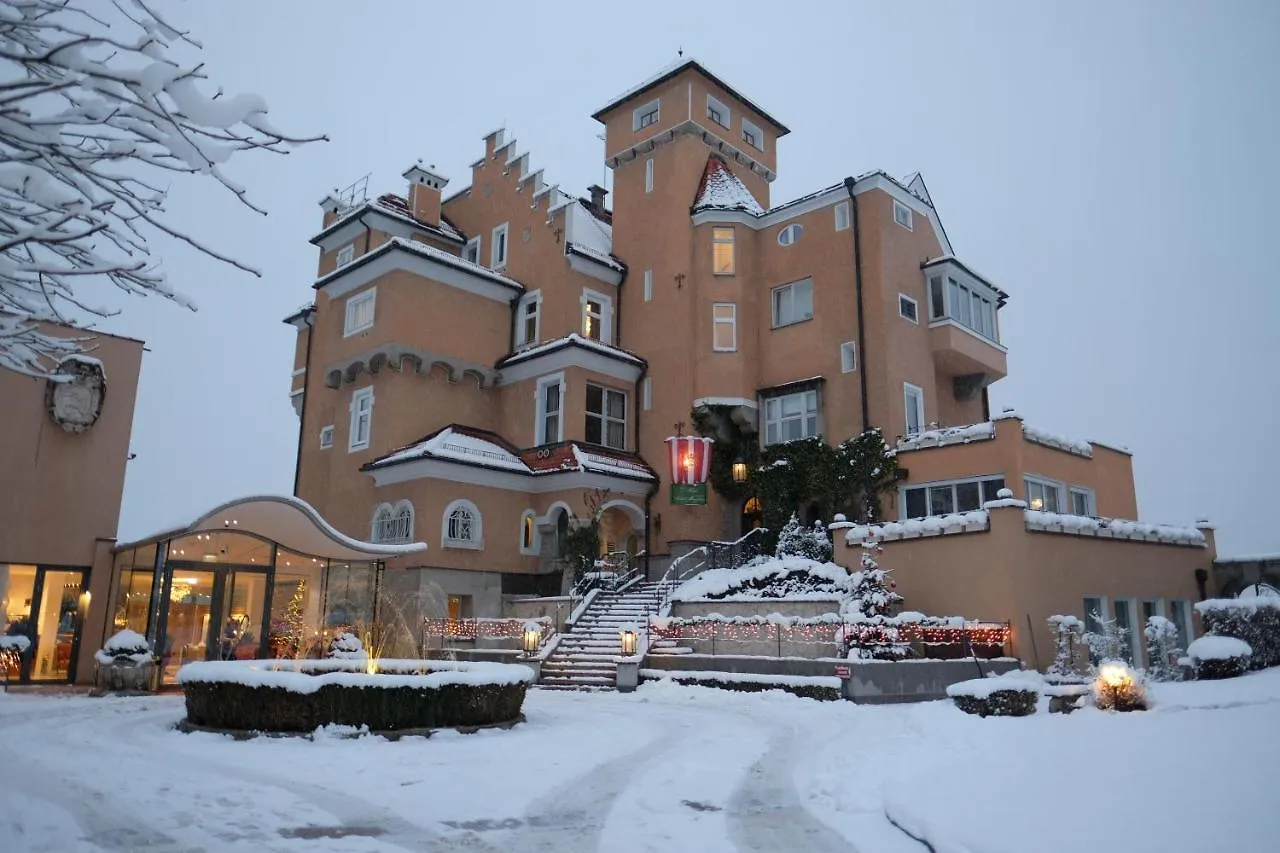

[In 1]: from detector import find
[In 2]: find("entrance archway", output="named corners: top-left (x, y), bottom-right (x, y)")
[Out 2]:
top-left (741, 497), bottom-right (764, 537)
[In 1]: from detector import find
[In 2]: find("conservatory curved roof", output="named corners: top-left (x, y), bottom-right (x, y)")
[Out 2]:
top-left (115, 494), bottom-right (427, 561)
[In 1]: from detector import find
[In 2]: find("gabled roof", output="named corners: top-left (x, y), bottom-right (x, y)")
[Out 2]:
top-left (495, 333), bottom-right (645, 369)
top-left (592, 57), bottom-right (790, 136)
top-left (364, 424), bottom-right (656, 482)
top-left (312, 236), bottom-right (524, 294)
top-left (692, 156), bottom-right (764, 216)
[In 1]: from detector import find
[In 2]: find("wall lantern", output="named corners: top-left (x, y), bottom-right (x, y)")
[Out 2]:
top-left (731, 457), bottom-right (749, 484)
top-left (522, 623), bottom-right (542, 657)
top-left (619, 628), bottom-right (638, 657)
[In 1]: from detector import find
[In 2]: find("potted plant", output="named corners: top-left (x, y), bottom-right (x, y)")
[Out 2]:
top-left (94, 629), bottom-right (157, 693)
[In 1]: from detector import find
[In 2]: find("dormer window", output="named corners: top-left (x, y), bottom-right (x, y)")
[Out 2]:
top-left (707, 94), bottom-right (731, 129)
top-left (633, 99), bottom-right (660, 131)
top-left (463, 236), bottom-right (480, 264)
top-left (741, 119), bottom-right (764, 151)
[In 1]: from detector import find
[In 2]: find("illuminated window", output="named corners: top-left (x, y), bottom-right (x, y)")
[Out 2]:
top-left (1025, 476), bottom-right (1063, 513)
top-left (712, 227), bottom-right (735, 275)
top-left (581, 289), bottom-right (612, 343)
top-left (520, 510), bottom-right (538, 554)
top-left (712, 303), bottom-right (737, 351)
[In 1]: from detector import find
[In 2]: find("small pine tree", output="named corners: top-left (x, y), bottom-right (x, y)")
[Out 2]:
top-left (1046, 614), bottom-right (1085, 681)
top-left (841, 540), bottom-right (909, 660)
top-left (1144, 616), bottom-right (1183, 681)
top-left (774, 513), bottom-right (833, 562)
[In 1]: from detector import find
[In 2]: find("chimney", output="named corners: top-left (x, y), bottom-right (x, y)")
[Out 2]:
top-left (402, 161), bottom-right (449, 227)
top-left (587, 184), bottom-right (608, 212)
top-left (318, 192), bottom-right (343, 227)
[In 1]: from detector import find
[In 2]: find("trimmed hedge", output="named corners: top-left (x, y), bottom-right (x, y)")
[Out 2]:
top-left (650, 676), bottom-right (840, 701)
top-left (1193, 655), bottom-right (1250, 681)
top-left (952, 688), bottom-right (1038, 717)
top-left (1195, 599), bottom-right (1280, 670)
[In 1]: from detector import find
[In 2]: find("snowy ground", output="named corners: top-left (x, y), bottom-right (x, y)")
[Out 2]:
top-left (1, 670), bottom-right (1278, 853)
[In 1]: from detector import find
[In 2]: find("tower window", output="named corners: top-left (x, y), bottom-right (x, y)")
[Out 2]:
top-left (633, 99), bottom-right (660, 131)
top-left (712, 227), bottom-right (735, 275)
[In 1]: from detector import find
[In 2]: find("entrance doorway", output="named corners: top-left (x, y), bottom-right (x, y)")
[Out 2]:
top-left (0, 564), bottom-right (88, 683)
top-left (741, 497), bottom-right (764, 537)
top-left (156, 564), bottom-right (269, 684)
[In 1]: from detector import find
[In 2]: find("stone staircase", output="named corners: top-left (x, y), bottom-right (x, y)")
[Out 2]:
top-left (537, 582), bottom-right (662, 690)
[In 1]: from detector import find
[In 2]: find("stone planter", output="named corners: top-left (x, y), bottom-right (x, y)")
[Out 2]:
top-left (95, 659), bottom-right (157, 693)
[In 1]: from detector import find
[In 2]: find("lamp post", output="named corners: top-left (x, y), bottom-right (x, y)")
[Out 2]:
top-left (522, 623), bottom-right (542, 658)
top-left (619, 628), bottom-right (638, 657)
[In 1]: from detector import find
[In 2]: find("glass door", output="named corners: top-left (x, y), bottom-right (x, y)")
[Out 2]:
top-left (158, 570), bottom-right (216, 684)
top-left (26, 568), bottom-right (87, 682)
top-left (215, 569), bottom-right (268, 661)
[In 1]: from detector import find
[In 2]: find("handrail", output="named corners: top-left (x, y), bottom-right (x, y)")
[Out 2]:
top-left (653, 526), bottom-right (770, 613)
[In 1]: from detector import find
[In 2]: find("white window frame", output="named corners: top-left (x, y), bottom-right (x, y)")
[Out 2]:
top-left (741, 118), bottom-right (764, 151)
top-left (706, 94), bottom-right (731, 129)
top-left (1024, 475), bottom-right (1065, 513)
top-left (840, 341), bottom-right (857, 373)
top-left (901, 475), bottom-right (1007, 519)
top-left (712, 302), bottom-right (737, 352)
top-left (442, 498), bottom-right (483, 550)
top-left (893, 200), bottom-right (914, 230)
top-left (491, 223), bottom-right (509, 269)
top-left (762, 389), bottom-right (819, 446)
top-left (371, 500), bottom-right (414, 544)
top-left (771, 278), bottom-right (813, 327)
top-left (834, 201), bottom-right (851, 231)
top-left (777, 223), bottom-right (803, 246)
top-left (534, 372), bottom-right (565, 445)
top-left (644, 157), bottom-right (654, 194)
top-left (516, 290), bottom-right (541, 348)
top-left (642, 376), bottom-right (652, 411)
top-left (319, 425), bottom-right (334, 449)
top-left (1069, 486), bottom-right (1097, 517)
top-left (336, 243), bottom-right (355, 267)
top-left (898, 293), bottom-right (919, 324)
top-left (712, 226), bottom-right (735, 275)
top-left (348, 386), bottom-right (374, 452)
top-left (585, 383), bottom-right (628, 450)
top-left (344, 287), bottom-right (376, 337)
top-left (643, 268), bottom-right (653, 302)
top-left (633, 99), bottom-right (660, 131)
top-left (519, 509), bottom-right (539, 555)
top-left (581, 288), bottom-right (613, 344)
top-left (903, 382), bottom-right (925, 437)
top-left (463, 236), bottom-right (480, 264)
top-left (939, 275), bottom-right (1000, 344)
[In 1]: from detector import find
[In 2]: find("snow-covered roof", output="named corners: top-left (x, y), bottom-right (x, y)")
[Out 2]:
top-left (365, 424), bottom-right (656, 482)
top-left (313, 236), bottom-right (524, 293)
top-left (896, 422), bottom-right (995, 452)
top-left (592, 57), bottom-right (790, 134)
top-left (693, 156), bottom-right (765, 215)
top-left (565, 241), bottom-right (625, 272)
top-left (1022, 510), bottom-right (1206, 547)
top-left (311, 194), bottom-right (464, 246)
top-left (834, 510), bottom-right (991, 545)
top-left (496, 333), bottom-right (645, 368)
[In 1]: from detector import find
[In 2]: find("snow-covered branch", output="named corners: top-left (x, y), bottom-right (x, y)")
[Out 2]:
top-left (0, 0), bottom-right (326, 375)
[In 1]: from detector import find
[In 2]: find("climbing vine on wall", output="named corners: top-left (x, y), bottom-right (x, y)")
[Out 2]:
top-left (692, 405), bottom-right (905, 544)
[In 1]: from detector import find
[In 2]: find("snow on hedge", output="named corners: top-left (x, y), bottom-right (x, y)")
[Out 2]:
top-left (1023, 510), bottom-right (1206, 546)
top-left (946, 669), bottom-right (1044, 699)
top-left (1195, 597), bottom-right (1280, 616)
top-left (0, 635), bottom-right (30, 652)
top-left (1187, 635), bottom-right (1252, 661)
top-left (669, 556), bottom-right (852, 602)
top-left (836, 510), bottom-right (988, 545)
top-left (94, 629), bottom-right (153, 665)
top-left (639, 669), bottom-right (841, 689)
top-left (177, 659), bottom-right (535, 692)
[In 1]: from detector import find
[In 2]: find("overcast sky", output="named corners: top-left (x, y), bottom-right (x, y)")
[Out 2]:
top-left (97, 0), bottom-right (1279, 556)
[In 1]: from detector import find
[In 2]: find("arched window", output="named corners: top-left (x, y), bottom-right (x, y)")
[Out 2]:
top-left (442, 499), bottom-right (483, 549)
top-left (371, 501), bottom-right (413, 543)
top-left (520, 510), bottom-right (538, 554)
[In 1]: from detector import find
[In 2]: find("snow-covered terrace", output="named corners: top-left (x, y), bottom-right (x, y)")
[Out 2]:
top-left (895, 411), bottom-right (1117, 458)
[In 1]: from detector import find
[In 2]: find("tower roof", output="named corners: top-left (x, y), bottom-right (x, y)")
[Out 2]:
top-left (692, 155), bottom-right (764, 215)
top-left (592, 57), bottom-right (790, 135)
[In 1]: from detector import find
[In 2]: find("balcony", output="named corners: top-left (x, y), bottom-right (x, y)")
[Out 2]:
top-left (929, 319), bottom-right (1007, 384)
top-left (922, 256), bottom-right (1009, 390)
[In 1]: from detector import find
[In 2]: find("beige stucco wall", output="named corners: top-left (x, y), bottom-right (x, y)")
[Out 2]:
top-left (835, 505), bottom-right (1215, 666)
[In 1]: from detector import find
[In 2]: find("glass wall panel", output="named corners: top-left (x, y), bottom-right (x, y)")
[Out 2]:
top-left (160, 570), bottom-right (215, 684)
top-left (30, 570), bottom-right (85, 681)
top-left (1, 564), bottom-right (37, 679)
top-left (324, 562), bottom-right (377, 636)
top-left (269, 550), bottom-right (325, 658)
top-left (110, 545), bottom-right (156, 636)
top-left (216, 570), bottom-right (268, 660)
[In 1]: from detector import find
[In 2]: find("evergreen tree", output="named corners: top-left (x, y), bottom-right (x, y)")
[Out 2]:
top-left (840, 540), bottom-right (909, 660)
top-left (1047, 614), bottom-right (1085, 680)
top-left (1144, 616), bottom-right (1183, 681)
top-left (773, 513), bottom-right (833, 562)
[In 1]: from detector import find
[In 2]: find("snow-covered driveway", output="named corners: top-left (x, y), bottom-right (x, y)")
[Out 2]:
top-left (1, 672), bottom-right (1278, 852)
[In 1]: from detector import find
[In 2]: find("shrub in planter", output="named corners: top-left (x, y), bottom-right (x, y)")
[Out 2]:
top-left (1194, 599), bottom-right (1280, 669)
top-left (94, 629), bottom-right (156, 692)
top-left (1187, 635), bottom-right (1251, 680)
top-left (327, 632), bottom-right (366, 660)
top-left (947, 674), bottom-right (1041, 717)
top-left (1092, 661), bottom-right (1147, 712)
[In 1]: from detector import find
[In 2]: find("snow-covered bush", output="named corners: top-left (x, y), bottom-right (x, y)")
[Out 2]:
top-left (327, 632), bottom-right (367, 660)
top-left (1187, 635), bottom-right (1252, 680)
top-left (774, 513), bottom-right (833, 563)
top-left (1144, 616), bottom-right (1183, 682)
top-left (1046, 615), bottom-right (1085, 681)
top-left (94, 629), bottom-right (154, 666)
top-left (1084, 610), bottom-right (1129, 666)
top-left (947, 672), bottom-right (1041, 717)
top-left (670, 556), bottom-right (852, 601)
top-left (1093, 661), bottom-right (1147, 711)
top-left (840, 540), bottom-right (909, 660)
top-left (1195, 598), bottom-right (1280, 670)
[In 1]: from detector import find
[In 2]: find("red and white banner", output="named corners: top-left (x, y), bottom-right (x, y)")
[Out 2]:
top-left (664, 435), bottom-right (714, 485)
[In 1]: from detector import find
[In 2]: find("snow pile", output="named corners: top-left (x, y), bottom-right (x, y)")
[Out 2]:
top-left (0, 635), bottom-right (30, 652)
top-left (176, 659), bottom-right (535, 692)
top-left (1187, 635), bottom-right (1252, 661)
top-left (1195, 597), bottom-right (1280, 616)
top-left (94, 629), bottom-right (153, 665)
top-left (1021, 423), bottom-right (1093, 457)
top-left (840, 509), bottom-right (989, 545)
top-left (946, 669), bottom-right (1044, 699)
top-left (326, 632), bottom-right (366, 661)
top-left (1023, 510), bottom-right (1207, 546)
top-left (896, 422), bottom-right (994, 452)
top-left (669, 556), bottom-right (852, 602)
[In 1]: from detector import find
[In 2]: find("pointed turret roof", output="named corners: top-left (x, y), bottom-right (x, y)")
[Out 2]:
top-left (692, 155), bottom-right (764, 216)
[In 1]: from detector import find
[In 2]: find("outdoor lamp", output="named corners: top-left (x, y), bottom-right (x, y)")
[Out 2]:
top-left (731, 457), bottom-right (748, 483)
top-left (620, 628), bottom-right (638, 657)
top-left (522, 624), bottom-right (542, 656)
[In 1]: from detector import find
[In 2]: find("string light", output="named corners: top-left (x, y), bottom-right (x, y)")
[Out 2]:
top-left (650, 617), bottom-right (1011, 648)
top-left (423, 617), bottom-right (553, 640)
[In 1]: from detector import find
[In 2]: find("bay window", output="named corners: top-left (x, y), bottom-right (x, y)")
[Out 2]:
top-left (763, 389), bottom-right (819, 445)
top-left (585, 384), bottom-right (627, 449)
